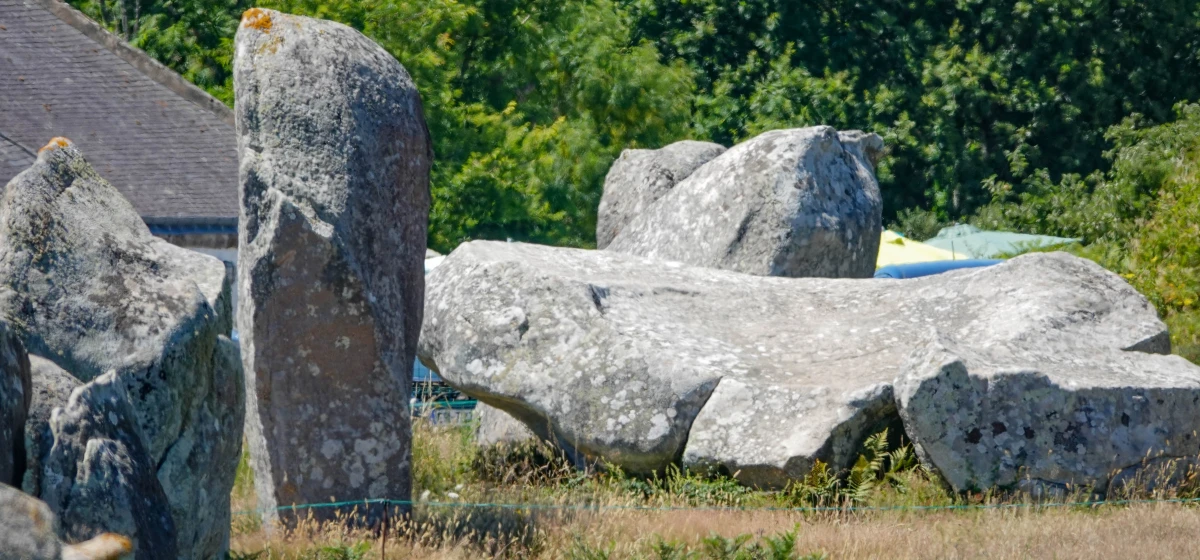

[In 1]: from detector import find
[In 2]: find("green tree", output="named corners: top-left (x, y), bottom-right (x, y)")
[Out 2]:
top-left (625, 0), bottom-right (1200, 221)
top-left (68, 0), bottom-right (249, 104)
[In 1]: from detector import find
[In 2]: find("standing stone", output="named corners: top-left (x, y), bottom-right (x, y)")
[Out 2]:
top-left (595, 140), bottom-right (726, 249)
top-left (0, 139), bottom-right (243, 559)
top-left (0, 324), bottom-right (29, 487)
top-left (606, 127), bottom-right (883, 279)
top-left (235, 8), bottom-right (431, 524)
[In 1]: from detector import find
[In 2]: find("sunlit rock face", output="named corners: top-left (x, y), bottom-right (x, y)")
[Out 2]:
top-left (606, 127), bottom-right (884, 279)
top-left (421, 241), bottom-right (1200, 492)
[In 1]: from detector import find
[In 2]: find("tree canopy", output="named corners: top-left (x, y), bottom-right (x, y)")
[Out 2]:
top-left (67, 0), bottom-right (1200, 253)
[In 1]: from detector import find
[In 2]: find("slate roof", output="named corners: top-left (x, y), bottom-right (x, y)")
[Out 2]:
top-left (0, 0), bottom-right (237, 229)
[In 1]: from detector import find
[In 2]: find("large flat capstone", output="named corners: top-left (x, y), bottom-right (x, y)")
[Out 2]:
top-left (235, 8), bottom-right (431, 524)
top-left (419, 241), bottom-right (1200, 490)
top-left (605, 127), bottom-right (883, 279)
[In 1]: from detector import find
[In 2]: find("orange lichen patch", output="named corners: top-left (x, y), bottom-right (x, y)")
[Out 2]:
top-left (37, 137), bottom-right (71, 153)
top-left (62, 533), bottom-right (133, 560)
top-left (242, 8), bottom-right (273, 32)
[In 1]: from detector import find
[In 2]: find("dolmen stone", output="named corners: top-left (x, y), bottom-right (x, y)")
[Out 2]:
top-left (0, 483), bottom-right (134, 560)
top-left (595, 140), bottom-right (726, 249)
top-left (0, 139), bottom-right (243, 559)
top-left (419, 241), bottom-right (1200, 492)
top-left (606, 127), bottom-right (883, 279)
top-left (235, 8), bottom-right (432, 524)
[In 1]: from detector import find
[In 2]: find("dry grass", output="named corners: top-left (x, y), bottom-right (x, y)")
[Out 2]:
top-left (227, 421), bottom-right (1200, 559)
top-left (229, 503), bottom-right (1200, 559)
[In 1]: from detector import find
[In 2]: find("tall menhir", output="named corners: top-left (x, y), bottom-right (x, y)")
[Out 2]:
top-left (233, 8), bottom-right (431, 526)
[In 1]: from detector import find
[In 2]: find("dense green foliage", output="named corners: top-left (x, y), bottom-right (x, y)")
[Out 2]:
top-left (72, 0), bottom-right (1200, 249)
top-left (68, 1), bottom-right (1200, 360)
top-left (628, 0), bottom-right (1200, 218)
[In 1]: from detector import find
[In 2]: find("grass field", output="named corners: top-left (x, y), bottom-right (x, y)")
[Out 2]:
top-left (227, 421), bottom-right (1200, 559)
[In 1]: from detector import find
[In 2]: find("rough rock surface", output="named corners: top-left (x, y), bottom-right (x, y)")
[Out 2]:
top-left (419, 241), bottom-right (1199, 488)
top-left (235, 8), bottom-right (431, 523)
top-left (595, 140), bottom-right (726, 249)
top-left (0, 324), bottom-right (29, 487)
top-left (896, 336), bottom-right (1200, 494)
top-left (40, 373), bottom-right (176, 559)
top-left (0, 139), bottom-right (243, 558)
top-left (606, 127), bottom-right (883, 278)
top-left (474, 402), bottom-right (537, 448)
top-left (0, 483), bottom-right (135, 560)
top-left (21, 356), bottom-right (78, 497)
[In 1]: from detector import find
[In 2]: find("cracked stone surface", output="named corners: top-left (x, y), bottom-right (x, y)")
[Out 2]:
top-left (595, 140), bottom-right (726, 249)
top-left (606, 127), bottom-right (883, 279)
top-left (235, 8), bottom-right (431, 524)
top-left (0, 139), bottom-right (242, 559)
top-left (419, 241), bottom-right (1200, 489)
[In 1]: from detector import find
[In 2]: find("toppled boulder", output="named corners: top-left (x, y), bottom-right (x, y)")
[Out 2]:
top-left (420, 241), bottom-right (1199, 489)
top-left (0, 324), bottom-right (29, 487)
top-left (235, 8), bottom-right (431, 524)
top-left (606, 127), bottom-right (883, 279)
top-left (596, 140), bottom-right (726, 249)
top-left (0, 139), bottom-right (243, 558)
top-left (0, 483), bottom-right (133, 560)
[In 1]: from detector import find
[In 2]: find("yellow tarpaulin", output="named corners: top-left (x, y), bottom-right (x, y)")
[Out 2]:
top-left (877, 230), bottom-right (956, 267)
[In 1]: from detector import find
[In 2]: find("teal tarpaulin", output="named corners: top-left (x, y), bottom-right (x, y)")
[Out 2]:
top-left (923, 224), bottom-right (1079, 259)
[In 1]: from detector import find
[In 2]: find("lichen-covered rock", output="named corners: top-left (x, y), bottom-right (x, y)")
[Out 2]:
top-left (235, 8), bottom-right (431, 524)
top-left (896, 335), bottom-right (1200, 495)
top-left (420, 241), bottom-right (1199, 488)
top-left (0, 139), bottom-right (243, 558)
top-left (595, 140), bottom-right (726, 249)
top-left (21, 356), bottom-right (78, 497)
top-left (0, 483), bottom-right (135, 560)
top-left (0, 324), bottom-right (29, 487)
top-left (606, 127), bottom-right (883, 279)
top-left (474, 402), bottom-right (537, 448)
top-left (40, 373), bottom-right (176, 559)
